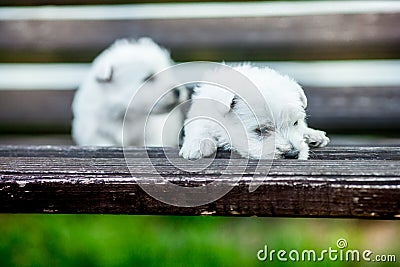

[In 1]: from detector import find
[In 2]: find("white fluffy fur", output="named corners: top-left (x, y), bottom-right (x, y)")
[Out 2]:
top-left (179, 64), bottom-right (330, 160)
top-left (72, 38), bottom-right (184, 146)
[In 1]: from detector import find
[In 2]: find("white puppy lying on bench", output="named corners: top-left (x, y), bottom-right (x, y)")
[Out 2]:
top-left (179, 64), bottom-right (330, 160)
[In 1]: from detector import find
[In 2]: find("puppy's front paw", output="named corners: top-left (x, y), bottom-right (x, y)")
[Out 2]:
top-left (304, 129), bottom-right (330, 148)
top-left (179, 138), bottom-right (217, 160)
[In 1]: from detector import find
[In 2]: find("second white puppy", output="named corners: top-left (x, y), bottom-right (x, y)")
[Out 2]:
top-left (72, 38), bottom-right (184, 147)
top-left (179, 64), bottom-right (329, 160)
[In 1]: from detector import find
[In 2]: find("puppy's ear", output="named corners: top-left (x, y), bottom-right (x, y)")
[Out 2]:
top-left (216, 91), bottom-right (236, 114)
top-left (299, 89), bottom-right (307, 109)
top-left (95, 64), bottom-right (113, 83)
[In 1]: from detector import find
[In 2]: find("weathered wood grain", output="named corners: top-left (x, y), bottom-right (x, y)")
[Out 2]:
top-left (0, 146), bottom-right (399, 218)
top-left (1, 145), bottom-right (400, 160)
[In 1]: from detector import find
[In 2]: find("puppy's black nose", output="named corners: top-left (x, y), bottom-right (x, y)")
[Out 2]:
top-left (283, 150), bottom-right (299, 159)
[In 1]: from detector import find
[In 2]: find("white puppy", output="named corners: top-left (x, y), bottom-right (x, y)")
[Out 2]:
top-left (72, 38), bottom-right (184, 147)
top-left (179, 64), bottom-right (329, 160)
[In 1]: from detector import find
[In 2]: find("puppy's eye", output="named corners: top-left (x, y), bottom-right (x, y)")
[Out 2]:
top-left (254, 125), bottom-right (273, 136)
top-left (293, 120), bottom-right (299, 126)
top-left (143, 73), bottom-right (156, 83)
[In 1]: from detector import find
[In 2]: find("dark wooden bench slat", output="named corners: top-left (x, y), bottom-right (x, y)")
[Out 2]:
top-left (0, 146), bottom-right (400, 160)
top-left (1, 9), bottom-right (400, 62)
top-left (1, 168), bottom-right (399, 218)
top-left (1, 156), bottom-right (400, 176)
top-left (1, 86), bottom-right (400, 133)
top-left (0, 146), bottom-right (399, 218)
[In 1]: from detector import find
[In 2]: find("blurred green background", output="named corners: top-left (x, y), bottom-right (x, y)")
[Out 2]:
top-left (0, 215), bottom-right (398, 267)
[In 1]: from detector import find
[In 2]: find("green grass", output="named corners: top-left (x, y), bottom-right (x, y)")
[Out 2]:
top-left (0, 215), bottom-right (398, 267)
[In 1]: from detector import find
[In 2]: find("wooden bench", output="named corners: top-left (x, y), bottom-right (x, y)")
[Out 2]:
top-left (1, 1), bottom-right (400, 135)
top-left (0, 145), bottom-right (399, 218)
top-left (0, 2), bottom-right (399, 218)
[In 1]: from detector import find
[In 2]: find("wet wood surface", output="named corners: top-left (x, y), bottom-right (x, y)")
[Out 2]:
top-left (0, 146), bottom-right (399, 219)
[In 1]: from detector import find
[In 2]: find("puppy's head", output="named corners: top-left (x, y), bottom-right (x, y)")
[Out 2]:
top-left (87, 38), bottom-right (182, 115)
top-left (213, 65), bottom-right (309, 159)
